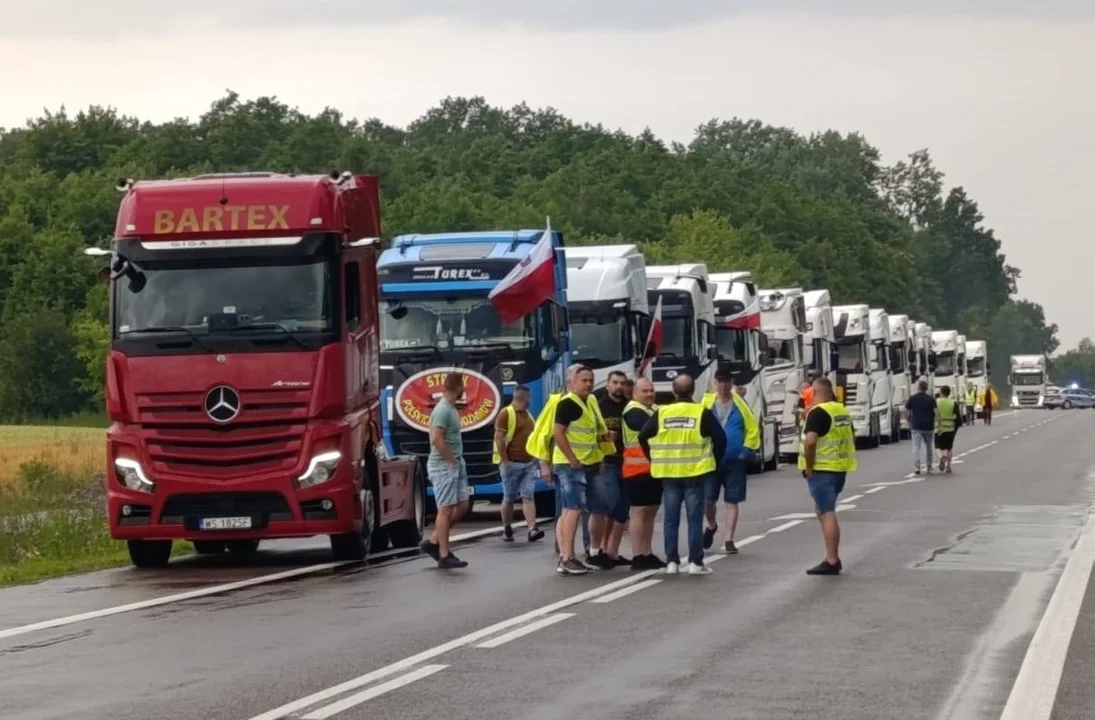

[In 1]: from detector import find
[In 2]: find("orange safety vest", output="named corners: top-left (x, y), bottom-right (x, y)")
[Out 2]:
top-left (802, 386), bottom-right (814, 409)
top-left (621, 399), bottom-right (654, 479)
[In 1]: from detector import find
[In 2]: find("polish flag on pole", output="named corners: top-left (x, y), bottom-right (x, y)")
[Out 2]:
top-left (638, 295), bottom-right (664, 376)
top-left (488, 218), bottom-right (558, 324)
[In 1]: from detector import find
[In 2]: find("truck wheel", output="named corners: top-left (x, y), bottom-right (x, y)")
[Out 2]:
top-left (225, 539), bottom-right (260, 556)
top-left (193, 541), bottom-right (225, 555)
top-left (330, 486), bottom-right (375, 563)
top-left (389, 460), bottom-right (427, 548)
top-left (868, 418), bottom-right (881, 449)
top-left (763, 443), bottom-right (779, 472)
top-left (127, 540), bottom-right (172, 569)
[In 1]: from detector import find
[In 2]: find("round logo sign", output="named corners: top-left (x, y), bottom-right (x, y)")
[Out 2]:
top-left (394, 367), bottom-right (501, 433)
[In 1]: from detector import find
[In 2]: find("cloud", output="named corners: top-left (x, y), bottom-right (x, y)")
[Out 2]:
top-left (3, 0), bottom-right (1093, 39)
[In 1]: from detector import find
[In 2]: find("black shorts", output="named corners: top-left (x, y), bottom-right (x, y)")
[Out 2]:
top-left (935, 431), bottom-right (956, 450)
top-left (627, 476), bottom-right (663, 507)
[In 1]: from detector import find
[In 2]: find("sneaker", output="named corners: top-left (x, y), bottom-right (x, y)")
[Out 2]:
top-left (724, 541), bottom-right (738, 554)
top-left (613, 555), bottom-right (632, 567)
top-left (702, 525), bottom-right (717, 550)
top-left (688, 562), bottom-right (712, 575)
top-left (503, 525), bottom-right (514, 542)
top-left (630, 554), bottom-right (651, 570)
top-left (419, 539), bottom-right (441, 562)
top-left (581, 554), bottom-right (602, 571)
top-left (647, 555), bottom-right (667, 569)
top-left (665, 561), bottom-right (680, 575)
top-left (939, 459), bottom-right (946, 472)
top-left (559, 558), bottom-right (589, 575)
top-left (528, 528), bottom-right (545, 543)
top-left (438, 554), bottom-right (468, 569)
top-left (806, 559), bottom-right (841, 575)
top-left (592, 553), bottom-right (615, 570)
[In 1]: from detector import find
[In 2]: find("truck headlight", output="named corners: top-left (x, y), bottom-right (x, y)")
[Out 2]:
top-left (296, 451), bottom-right (342, 489)
top-left (114, 458), bottom-right (155, 493)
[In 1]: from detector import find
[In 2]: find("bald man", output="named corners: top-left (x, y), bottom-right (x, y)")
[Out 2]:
top-left (621, 378), bottom-right (663, 569)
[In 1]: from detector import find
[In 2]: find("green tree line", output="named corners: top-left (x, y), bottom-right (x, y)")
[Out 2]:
top-left (0, 91), bottom-right (1062, 420)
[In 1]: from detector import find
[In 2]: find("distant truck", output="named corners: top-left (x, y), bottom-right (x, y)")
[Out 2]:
top-left (90, 171), bottom-right (423, 568)
top-left (965, 339), bottom-right (988, 419)
top-left (914, 321), bottom-right (934, 394)
top-left (887, 313), bottom-right (914, 439)
top-left (646, 264), bottom-right (717, 403)
top-left (956, 334), bottom-right (970, 418)
top-left (833, 303), bottom-right (883, 447)
top-left (563, 244), bottom-right (650, 386)
top-left (804, 289), bottom-right (838, 389)
top-left (376, 229), bottom-right (571, 516)
top-left (1009, 354), bottom-right (1047, 408)
top-left (710, 272), bottom-right (780, 472)
top-left (932, 330), bottom-right (969, 419)
top-left (868, 308), bottom-right (901, 445)
top-left (759, 288), bottom-right (808, 459)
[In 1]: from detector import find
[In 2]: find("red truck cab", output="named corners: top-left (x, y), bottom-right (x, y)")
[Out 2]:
top-left (89, 171), bottom-right (425, 568)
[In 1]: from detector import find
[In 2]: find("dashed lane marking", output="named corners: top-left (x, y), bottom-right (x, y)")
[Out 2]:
top-left (767, 520), bottom-right (804, 534)
top-left (475, 613), bottom-right (576, 647)
top-left (591, 580), bottom-right (663, 604)
top-left (300, 664), bottom-right (449, 720)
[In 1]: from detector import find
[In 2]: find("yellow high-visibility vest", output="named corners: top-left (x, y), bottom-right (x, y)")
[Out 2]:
top-left (797, 401), bottom-right (857, 473)
top-left (549, 393), bottom-right (605, 466)
top-left (647, 402), bottom-right (717, 479)
top-left (937, 398), bottom-right (957, 433)
top-left (621, 400), bottom-right (654, 479)
top-left (701, 391), bottom-right (761, 451)
top-left (525, 393), bottom-right (562, 463)
top-left (492, 404), bottom-right (536, 464)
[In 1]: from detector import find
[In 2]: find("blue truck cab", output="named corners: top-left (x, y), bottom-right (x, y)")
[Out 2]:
top-left (377, 229), bottom-right (571, 516)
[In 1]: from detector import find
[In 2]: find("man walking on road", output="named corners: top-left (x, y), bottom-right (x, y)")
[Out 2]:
top-left (981, 380), bottom-right (998, 425)
top-left (621, 378), bottom-right (664, 569)
top-left (904, 379), bottom-right (939, 475)
top-left (799, 377), bottom-right (857, 576)
top-left (494, 385), bottom-right (545, 543)
top-left (420, 373), bottom-right (471, 569)
top-left (701, 370), bottom-right (761, 554)
top-left (589, 370), bottom-right (630, 569)
top-left (639, 374), bottom-right (725, 576)
top-left (935, 385), bottom-right (962, 473)
top-left (551, 365), bottom-right (608, 575)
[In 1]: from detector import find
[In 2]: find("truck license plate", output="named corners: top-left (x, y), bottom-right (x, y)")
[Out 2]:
top-left (199, 516), bottom-right (252, 530)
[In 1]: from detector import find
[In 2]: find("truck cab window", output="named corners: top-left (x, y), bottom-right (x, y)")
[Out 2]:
top-left (344, 261), bottom-right (361, 331)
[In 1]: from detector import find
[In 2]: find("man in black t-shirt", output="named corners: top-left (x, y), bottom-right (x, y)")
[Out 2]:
top-left (903, 380), bottom-right (939, 475)
top-left (589, 371), bottom-right (629, 568)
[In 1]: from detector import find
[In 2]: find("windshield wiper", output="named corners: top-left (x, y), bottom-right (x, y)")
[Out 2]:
top-left (215, 322), bottom-right (309, 350)
top-left (390, 345), bottom-right (444, 362)
top-left (126, 326), bottom-right (215, 353)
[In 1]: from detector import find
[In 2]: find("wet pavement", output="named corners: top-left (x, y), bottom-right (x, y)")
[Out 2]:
top-left (2, 410), bottom-right (1094, 720)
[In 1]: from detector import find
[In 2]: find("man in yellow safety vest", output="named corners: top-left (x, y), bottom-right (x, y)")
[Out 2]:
top-left (621, 378), bottom-right (663, 569)
top-left (798, 376), bottom-right (857, 575)
top-left (639, 374), bottom-right (725, 575)
top-left (935, 385), bottom-right (962, 473)
top-left (493, 384), bottom-right (544, 543)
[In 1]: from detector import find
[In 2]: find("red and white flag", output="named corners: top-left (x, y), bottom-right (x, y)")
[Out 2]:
top-left (638, 295), bottom-right (664, 376)
top-left (726, 296), bottom-right (761, 330)
top-left (489, 219), bottom-right (557, 324)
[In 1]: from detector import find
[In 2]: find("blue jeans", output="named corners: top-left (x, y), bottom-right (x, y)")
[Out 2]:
top-left (911, 430), bottom-right (933, 471)
top-left (662, 476), bottom-right (708, 565)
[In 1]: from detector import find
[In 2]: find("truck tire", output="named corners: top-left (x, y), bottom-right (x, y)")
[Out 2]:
top-left (330, 485), bottom-right (375, 563)
top-left (128, 540), bottom-right (172, 569)
top-left (193, 541), bottom-right (225, 555)
top-left (226, 539), bottom-right (260, 556)
top-left (867, 417), bottom-right (881, 449)
top-left (389, 460), bottom-right (427, 549)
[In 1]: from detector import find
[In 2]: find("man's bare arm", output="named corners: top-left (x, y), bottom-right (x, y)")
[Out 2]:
top-left (431, 426), bottom-right (456, 465)
top-left (553, 423), bottom-right (580, 468)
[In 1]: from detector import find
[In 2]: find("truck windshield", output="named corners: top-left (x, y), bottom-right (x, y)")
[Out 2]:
top-left (767, 337), bottom-right (797, 365)
top-left (835, 342), bottom-right (866, 372)
top-left (1012, 372), bottom-right (1044, 386)
top-left (115, 257), bottom-right (334, 336)
top-left (570, 312), bottom-right (632, 367)
top-left (932, 351), bottom-right (956, 376)
top-left (967, 358), bottom-right (986, 377)
top-left (660, 317), bottom-right (694, 359)
top-left (379, 296), bottom-right (534, 351)
top-left (714, 327), bottom-right (748, 363)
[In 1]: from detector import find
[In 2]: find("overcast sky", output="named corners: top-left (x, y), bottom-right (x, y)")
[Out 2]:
top-left (1, 2), bottom-right (1092, 350)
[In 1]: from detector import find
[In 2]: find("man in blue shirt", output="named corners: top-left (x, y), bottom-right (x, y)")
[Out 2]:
top-left (702, 370), bottom-right (760, 554)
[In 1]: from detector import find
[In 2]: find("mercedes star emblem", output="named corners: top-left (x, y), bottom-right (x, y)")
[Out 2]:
top-left (204, 385), bottom-right (241, 423)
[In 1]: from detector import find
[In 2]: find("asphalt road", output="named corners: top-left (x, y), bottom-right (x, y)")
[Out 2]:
top-left (3, 409), bottom-right (1095, 720)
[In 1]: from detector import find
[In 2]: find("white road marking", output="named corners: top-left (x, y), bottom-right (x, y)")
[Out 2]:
top-left (0, 518), bottom-right (552, 642)
top-left (842, 494), bottom-right (864, 503)
top-left (766, 520), bottom-right (804, 534)
top-left (768, 512), bottom-right (817, 521)
top-left (246, 568), bottom-right (663, 720)
top-left (475, 613), bottom-right (575, 648)
top-left (300, 664), bottom-right (449, 719)
top-left (736, 534), bottom-right (766, 547)
top-left (835, 503), bottom-right (857, 512)
top-left (860, 477), bottom-right (925, 488)
top-left (999, 511), bottom-right (1095, 720)
top-left (865, 487), bottom-right (886, 494)
top-left (591, 580), bottom-right (663, 604)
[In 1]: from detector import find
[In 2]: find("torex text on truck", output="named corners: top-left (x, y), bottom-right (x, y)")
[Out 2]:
top-left (376, 230), bottom-right (571, 517)
top-left (89, 171), bottom-right (425, 569)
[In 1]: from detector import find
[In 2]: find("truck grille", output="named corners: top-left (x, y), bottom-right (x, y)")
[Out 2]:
top-left (390, 425), bottom-right (498, 483)
top-left (135, 388), bottom-right (309, 478)
top-left (1015, 392), bottom-right (1041, 406)
top-left (843, 386), bottom-right (858, 404)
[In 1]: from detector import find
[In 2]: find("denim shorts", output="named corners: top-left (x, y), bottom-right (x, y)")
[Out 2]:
top-left (428, 457), bottom-right (471, 509)
top-left (588, 462), bottom-right (621, 516)
top-left (601, 462), bottom-right (629, 524)
top-left (706, 457), bottom-right (748, 505)
top-left (807, 471), bottom-right (846, 514)
top-left (501, 460), bottom-right (538, 503)
top-left (553, 464), bottom-right (596, 511)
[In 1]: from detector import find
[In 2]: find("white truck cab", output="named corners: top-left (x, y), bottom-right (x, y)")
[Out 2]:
top-left (965, 339), bottom-right (988, 419)
top-left (1009, 354), bottom-right (1047, 408)
top-left (564, 245), bottom-right (650, 388)
top-left (710, 272), bottom-right (779, 472)
top-left (759, 287), bottom-right (807, 459)
top-left (833, 303), bottom-right (883, 447)
top-left (646, 264), bottom-right (717, 403)
top-left (930, 329), bottom-right (965, 414)
top-left (914, 322), bottom-right (934, 394)
top-left (804, 289), bottom-right (837, 388)
top-left (887, 313), bottom-right (914, 439)
top-left (868, 308), bottom-right (901, 445)
top-left (956, 334), bottom-right (969, 418)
